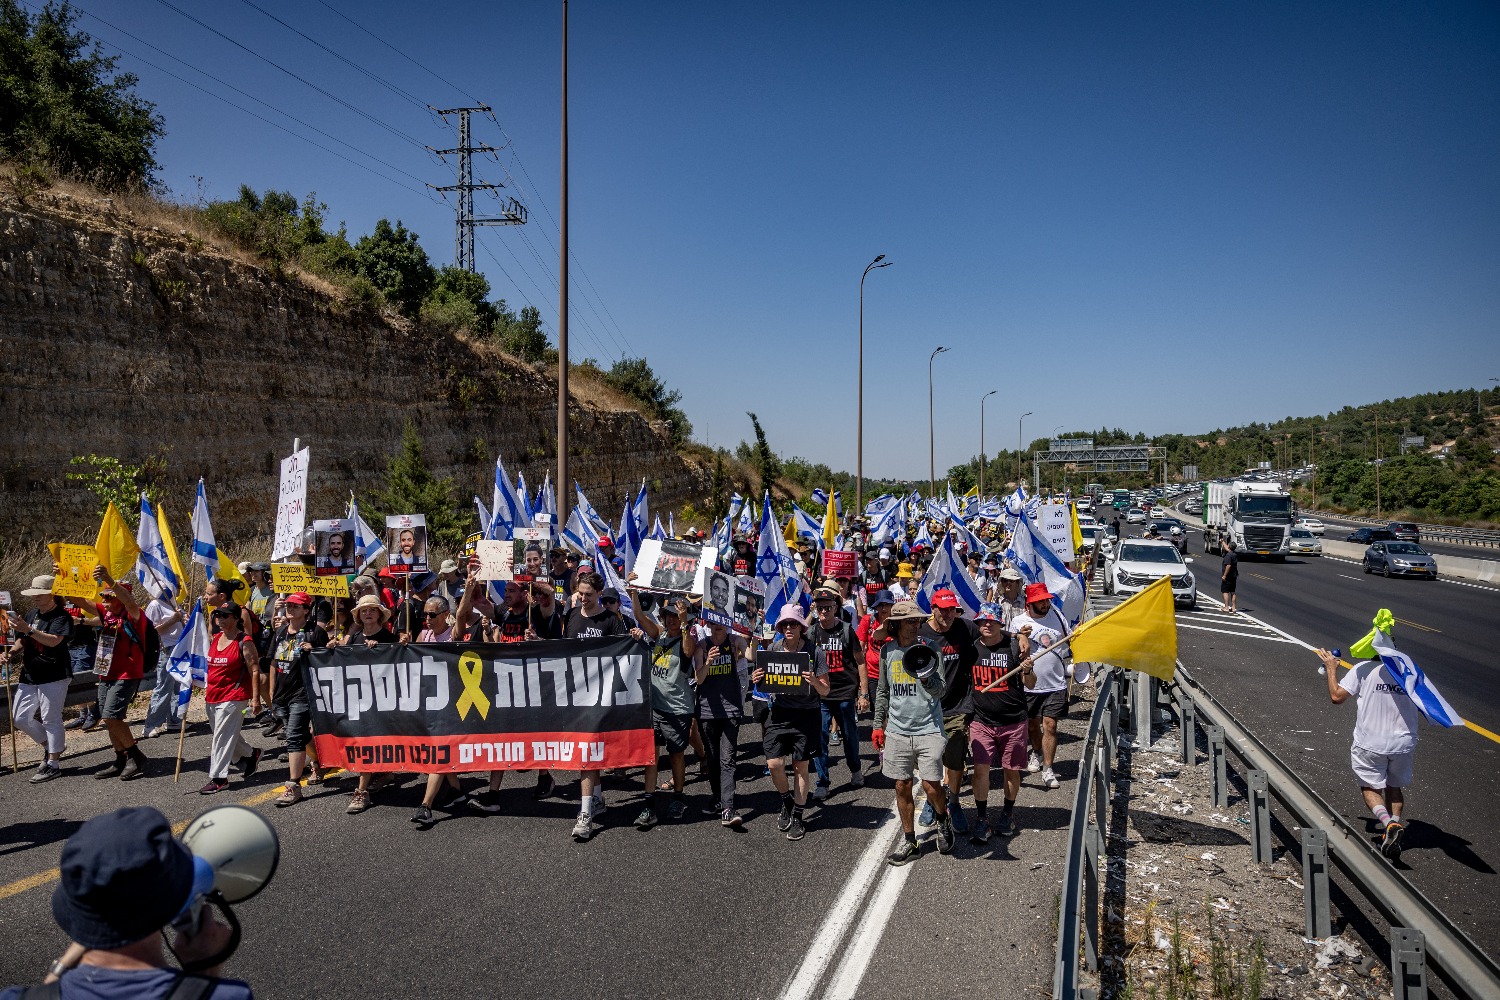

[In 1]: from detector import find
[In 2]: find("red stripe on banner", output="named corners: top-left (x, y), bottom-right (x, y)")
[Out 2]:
top-left (312, 728), bottom-right (656, 773)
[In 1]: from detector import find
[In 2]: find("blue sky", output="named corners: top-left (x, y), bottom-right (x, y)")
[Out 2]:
top-left (58, 1), bottom-right (1500, 480)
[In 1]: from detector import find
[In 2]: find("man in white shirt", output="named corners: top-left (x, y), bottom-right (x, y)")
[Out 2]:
top-left (141, 595), bottom-right (186, 739)
top-left (1012, 582), bottom-right (1071, 790)
top-left (1317, 647), bottom-right (1420, 861)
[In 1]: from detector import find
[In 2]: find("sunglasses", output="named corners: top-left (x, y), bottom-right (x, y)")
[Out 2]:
top-left (211, 610), bottom-right (235, 619)
top-left (602, 598), bottom-right (619, 605)
top-left (423, 611), bottom-right (445, 618)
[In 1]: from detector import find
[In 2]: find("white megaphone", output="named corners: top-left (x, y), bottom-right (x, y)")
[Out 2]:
top-left (180, 804), bottom-right (281, 904)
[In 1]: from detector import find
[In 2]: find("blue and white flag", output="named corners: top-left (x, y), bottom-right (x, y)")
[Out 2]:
top-left (190, 479), bottom-right (218, 576)
top-left (810, 488), bottom-right (828, 509)
top-left (728, 492), bottom-right (745, 525)
top-left (516, 471), bottom-right (535, 527)
top-left (868, 496), bottom-right (905, 547)
top-left (1370, 628), bottom-right (1464, 728)
top-left (668, 512), bottom-right (675, 539)
top-left (348, 496), bottom-right (385, 573)
top-left (616, 497), bottom-right (643, 575)
top-left (165, 600), bottom-right (210, 709)
top-left (915, 532), bottom-right (984, 617)
top-left (833, 491), bottom-right (842, 520)
top-left (593, 549), bottom-right (635, 621)
top-left (474, 496), bottom-right (492, 536)
top-left (711, 517), bottom-right (732, 566)
top-left (538, 474), bottom-right (558, 532)
top-left (1004, 486), bottom-right (1029, 518)
top-left (573, 482), bottom-right (609, 534)
top-left (736, 497), bottom-right (755, 537)
top-left (561, 506), bottom-right (602, 555)
top-left (789, 505), bottom-right (823, 547)
top-left (489, 457), bottom-right (527, 540)
top-left (134, 493), bottom-right (179, 603)
top-left (632, 481), bottom-right (650, 540)
top-left (1004, 508), bottom-right (1086, 623)
top-left (755, 493), bottom-right (808, 622)
top-left (649, 515), bottom-right (667, 541)
top-left (864, 494), bottom-right (896, 518)
top-left (913, 520), bottom-right (933, 550)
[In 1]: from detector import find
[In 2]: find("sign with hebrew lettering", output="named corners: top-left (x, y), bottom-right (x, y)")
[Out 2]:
top-left (303, 636), bottom-right (653, 773)
top-left (756, 648), bottom-right (811, 700)
top-left (634, 539), bottom-right (715, 594)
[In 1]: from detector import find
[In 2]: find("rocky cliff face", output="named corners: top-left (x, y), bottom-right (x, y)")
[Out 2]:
top-left (0, 189), bottom-right (709, 546)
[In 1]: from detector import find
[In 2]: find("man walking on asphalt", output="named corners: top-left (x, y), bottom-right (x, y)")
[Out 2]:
top-left (917, 589), bottom-right (979, 833)
top-left (1220, 540), bottom-right (1239, 613)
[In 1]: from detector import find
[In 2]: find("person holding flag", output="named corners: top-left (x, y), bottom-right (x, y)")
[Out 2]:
top-left (2, 575), bottom-right (73, 782)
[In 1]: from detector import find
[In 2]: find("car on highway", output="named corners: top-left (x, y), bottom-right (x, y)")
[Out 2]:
top-left (1078, 524), bottom-right (1104, 555)
top-left (1104, 538), bottom-right (1197, 608)
top-left (1288, 527), bottom-right (1322, 555)
top-left (1362, 540), bottom-right (1437, 578)
top-left (1126, 507), bottom-right (1147, 523)
top-left (1294, 516), bottom-right (1325, 536)
top-left (1345, 527), bottom-right (1395, 544)
top-left (1386, 521), bottom-right (1420, 543)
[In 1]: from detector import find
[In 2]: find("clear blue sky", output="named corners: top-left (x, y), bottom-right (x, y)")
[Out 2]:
top-left (60, 1), bottom-right (1500, 480)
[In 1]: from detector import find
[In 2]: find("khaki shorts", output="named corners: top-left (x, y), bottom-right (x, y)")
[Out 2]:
top-left (941, 713), bottom-right (970, 770)
top-left (882, 731), bottom-right (945, 783)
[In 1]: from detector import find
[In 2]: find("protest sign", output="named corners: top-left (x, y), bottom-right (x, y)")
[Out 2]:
top-left (512, 527), bottom-right (551, 583)
top-left (0, 591), bottom-right (10, 608)
top-left (475, 540), bottom-right (514, 582)
top-left (634, 539), bottom-right (714, 594)
top-left (52, 544), bottom-right (100, 600)
top-left (313, 519), bottom-right (356, 577)
top-left (1037, 503), bottom-right (1075, 563)
top-left (732, 577), bottom-right (765, 636)
top-left (756, 648), bottom-right (811, 699)
top-left (304, 636), bottom-right (654, 773)
top-left (820, 549), bottom-right (858, 579)
top-left (385, 514), bottom-right (429, 575)
top-left (272, 447), bottom-right (309, 560)
top-left (700, 570), bottom-right (736, 628)
top-left (270, 563), bottom-right (349, 598)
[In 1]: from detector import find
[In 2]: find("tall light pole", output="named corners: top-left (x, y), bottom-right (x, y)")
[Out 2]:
top-left (555, 0), bottom-right (571, 527)
top-left (1017, 411), bottom-right (1033, 487)
top-left (857, 254), bottom-right (891, 516)
top-left (979, 390), bottom-right (998, 498)
top-left (928, 345), bottom-right (949, 498)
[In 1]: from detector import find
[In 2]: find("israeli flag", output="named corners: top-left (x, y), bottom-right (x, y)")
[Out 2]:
top-left (489, 457), bottom-right (527, 540)
top-left (538, 474), bottom-right (558, 530)
top-left (474, 496), bottom-right (492, 536)
top-left (135, 493), bottom-right (179, 603)
top-left (952, 517), bottom-right (986, 556)
top-left (868, 496), bottom-right (904, 546)
top-left (864, 494), bottom-right (896, 518)
top-left (632, 481), bottom-right (650, 540)
top-left (915, 532), bottom-right (984, 617)
top-left (736, 497), bottom-right (755, 536)
top-left (348, 497), bottom-right (386, 572)
top-left (1004, 486), bottom-right (1028, 518)
top-left (649, 515), bottom-right (667, 541)
top-left (833, 491), bottom-right (842, 519)
top-left (790, 505), bottom-right (823, 546)
top-left (574, 483), bottom-right (610, 535)
top-left (1370, 629), bottom-right (1464, 728)
top-left (593, 549), bottom-right (635, 621)
top-left (190, 479), bottom-right (218, 576)
top-left (1004, 508), bottom-right (1086, 624)
top-left (811, 488), bottom-right (828, 508)
top-left (755, 492), bottom-right (808, 622)
top-left (710, 517), bottom-right (732, 567)
top-left (616, 497), bottom-right (643, 574)
top-left (728, 493), bottom-right (745, 525)
top-left (516, 471), bottom-right (536, 526)
top-left (561, 506), bottom-right (602, 555)
top-left (913, 520), bottom-right (933, 549)
top-left (166, 600), bottom-right (210, 709)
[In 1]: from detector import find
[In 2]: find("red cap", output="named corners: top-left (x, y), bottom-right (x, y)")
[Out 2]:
top-left (1025, 582), bottom-right (1055, 605)
top-left (931, 589), bottom-right (959, 610)
top-left (285, 592), bottom-right (313, 607)
top-left (597, 536), bottom-right (615, 550)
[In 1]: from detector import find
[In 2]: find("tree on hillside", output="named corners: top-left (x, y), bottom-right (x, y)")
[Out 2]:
top-left (421, 265), bottom-right (498, 333)
top-left (0, 0), bottom-right (164, 187)
top-left (495, 304), bottom-right (551, 361)
top-left (369, 422), bottom-right (466, 550)
top-left (354, 219), bottom-right (435, 317)
top-left (604, 356), bottom-right (692, 445)
top-left (746, 412), bottom-right (781, 497)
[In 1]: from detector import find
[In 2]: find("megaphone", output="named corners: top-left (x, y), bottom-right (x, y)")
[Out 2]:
top-left (180, 804), bottom-right (281, 904)
top-left (904, 640), bottom-right (941, 681)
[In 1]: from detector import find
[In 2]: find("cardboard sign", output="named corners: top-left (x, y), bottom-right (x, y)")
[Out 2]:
top-left (757, 649), bottom-right (812, 699)
top-left (313, 519), bottom-right (356, 577)
top-left (820, 549), bottom-right (858, 579)
top-left (634, 539), bottom-right (715, 594)
top-left (385, 514), bottom-right (429, 575)
top-left (0, 591), bottom-right (11, 608)
top-left (512, 528), bottom-right (551, 584)
top-left (271, 562), bottom-right (350, 598)
top-left (475, 540), bottom-right (514, 582)
top-left (1037, 503), bottom-right (1075, 563)
top-left (700, 569), bottom-right (736, 628)
top-left (52, 544), bottom-right (100, 600)
top-left (732, 577), bottom-right (765, 636)
top-left (272, 447), bottom-right (310, 560)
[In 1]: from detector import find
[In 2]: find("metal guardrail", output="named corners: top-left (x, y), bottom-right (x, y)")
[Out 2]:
top-left (1299, 509), bottom-right (1500, 549)
top-left (1052, 663), bottom-right (1500, 999)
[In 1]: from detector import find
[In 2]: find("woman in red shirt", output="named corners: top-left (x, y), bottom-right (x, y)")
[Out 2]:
top-left (201, 600), bottom-right (263, 794)
top-left (89, 567), bottom-right (152, 780)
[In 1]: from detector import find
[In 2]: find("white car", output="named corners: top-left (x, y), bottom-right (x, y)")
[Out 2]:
top-left (1105, 539), bottom-right (1197, 608)
top-left (1294, 517), bottom-right (1325, 536)
top-left (1126, 507), bottom-right (1148, 524)
top-left (1289, 527), bottom-right (1322, 555)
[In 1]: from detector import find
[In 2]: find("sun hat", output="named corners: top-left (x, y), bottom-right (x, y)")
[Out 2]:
top-left (21, 574), bottom-right (55, 596)
top-left (1024, 582), bottom-right (1055, 605)
top-left (812, 584), bottom-right (842, 603)
top-left (999, 567), bottom-right (1023, 582)
top-left (352, 594), bottom-right (391, 622)
top-left (896, 562), bottom-right (914, 580)
top-left (438, 559), bottom-right (460, 575)
top-left (886, 600), bottom-right (926, 622)
top-left (974, 602), bottom-right (1005, 624)
top-left (775, 605), bottom-right (808, 629)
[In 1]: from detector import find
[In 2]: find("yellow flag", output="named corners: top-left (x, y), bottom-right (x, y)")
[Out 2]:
top-left (94, 501), bottom-right (141, 583)
top-left (1070, 503), bottom-right (1085, 555)
top-left (157, 503), bottom-right (188, 605)
top-left (783, 510), bottom-right (798, 547)
top-left (216, 553), bottom-right (251, 603)
top-left (822, 491), bottom-right (838, 551)
top-left (1068, 575), bottom-right (1177, 681)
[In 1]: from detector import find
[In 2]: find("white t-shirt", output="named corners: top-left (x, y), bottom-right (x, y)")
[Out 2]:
top-left (1339, 661), bottom-right (1419, 755)
top-left (145, 597), bottom-right (184, 651)
top-left (1013, 607), bottom-right (1070, 693)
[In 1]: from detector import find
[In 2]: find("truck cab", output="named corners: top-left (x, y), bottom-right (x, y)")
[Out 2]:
top-left (1202, 480), bottom-right (1295, 559)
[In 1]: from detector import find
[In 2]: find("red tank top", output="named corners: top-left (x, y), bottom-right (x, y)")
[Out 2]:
top-left (206, 633), bottom-right (253, 704)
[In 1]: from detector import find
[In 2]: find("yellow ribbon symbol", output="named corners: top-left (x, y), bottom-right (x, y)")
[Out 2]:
top-left (455, 651), bottom-right (490, 721)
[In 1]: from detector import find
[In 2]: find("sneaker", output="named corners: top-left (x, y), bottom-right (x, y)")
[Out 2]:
top-left (263, 720), bottom-right (284, 739)
top-left (1042, 768), bottom-right (1060, 790)
top-left (1381, 820), bottom-right (1406, 861)
top-left (241, 748), bottom-right (263, 780)
top-left (994, 811), bottom-right (1017, 837)
top-left (81, 714), bottom-right (103, 733)
top-left (590, 793), bottom-right (608, 816)
top-left (812, 783), bottom-right (830, 802)
top-left (667, 798), bottom-right (687, 821)
top-left (275, 783), bottom-right (303, 807)
top-left (829, 730), bottom-right (842, 745)
top-left (850, 770), bottom-right (865, 789)
top-left (947, 795), bottom-right (969, 834)
top-left (142, 726), bottom-right (162, 739)
top-left (1027, 751), bottom-right (1042, 774)
top-left (410, 805), bottom-right (435, 827)
top-left (936, 815), bottom-right (955, 854)
top-left (64, 714), bottom-right (89, 731)
top-left (970, 816), bottom-right (991, 844)
top-left (29, 762), bottom-right (61, 784)
top-left (887, 839), bottom-right (921, 866)
top-left (918, 799), bottom-right (936, 827)
top-left (345, 790), bottom-right (370, 814)
top-left (720, 808), bottom-right (743, 828)
top-left (571, 812), bottom-right (593, 842)
top-left (634, 806), bottom-right (660, 830)
top-left (198, 779), bottom-right (228, 795)
top-left (786, 814), bottom-right (807, 841)
top-left (468, 789), bottom-right (504, 814)
top-left (306, 766), bottom-right (325, 785)
top-left (777, 801), bottom-right (794, 832)
top-left (533, 771), bottom-right (555, 800)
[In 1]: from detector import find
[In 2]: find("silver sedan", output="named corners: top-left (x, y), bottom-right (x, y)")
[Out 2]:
top-left (1362, 541), bottom-right (1437, 579)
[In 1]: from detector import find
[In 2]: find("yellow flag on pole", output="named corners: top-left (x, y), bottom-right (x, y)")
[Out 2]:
top-left (1068, 575), bottom-right (1178, 681)
top-left (1070, 503), bottom-right (1085, 556)
top-left (216, 552), bottom-right (251, 601)
top-left (157, 503), bottom-right (188, 605)
top-left (822, 491), bottom-right (838, 551)
top-left (94, 502), bottom-right (141, 583)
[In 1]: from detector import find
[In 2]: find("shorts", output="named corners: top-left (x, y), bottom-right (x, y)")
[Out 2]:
top-left (941, 713), bottom-right (970, 770)
top-left (281, 698), bottom-right (311, 752)
top-left (882, 731), bottom-right (946, 783)
top-left (98, 679), bottom-right (141, 720)
top-left (1351, 745), bottom-right (1415, 790)
top-left (1027, 690), bottom-right (1068, 720)
top-left (970, 718), bottom-right (1029, 771)
top-left (653, 710), bottom-right (693, 755)
top-left (762, 707), bottom-right (821, 762)
top-left (1221, 578), bottom-right (1237, 594)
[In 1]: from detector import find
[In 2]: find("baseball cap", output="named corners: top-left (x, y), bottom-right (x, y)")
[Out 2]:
top-left (285, 592), bottom-right (313, 607)
top-left (869, 589), bottom-right (896, 608)
top-left (974, 602), bottom-right (1004, 624)
top-left (931, 589), bottom-right (960, 610)
top-left (878, 547), bottom-right (892, 560)
top-left (812, 584), bottom-right (841, 603)
top-left (1025, 582), bottom-right (1055, 604)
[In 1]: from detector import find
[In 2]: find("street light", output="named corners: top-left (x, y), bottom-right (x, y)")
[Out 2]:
top-left (979, 390), bottom-right (998, 498)
top-left (856, 254), bottom-right (892, 517)
top-left (928, 345), bottom-right (950, 498)
top-left (1017, 411), bottom-right (1033, 486)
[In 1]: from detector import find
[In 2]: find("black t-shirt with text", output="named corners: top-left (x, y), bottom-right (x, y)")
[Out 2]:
top-left (270, 623), bottom-right (328, 706)
top-left (808, 619), bottom-right (864, 702)
top-left (919, 617), bottom-right (979, 718)
top-left (565, 607), bottom-right (625, 639)
top-left (971, 637), bottom-right (1027, 727)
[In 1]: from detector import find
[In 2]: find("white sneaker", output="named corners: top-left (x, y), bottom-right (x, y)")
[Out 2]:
top-left (1027, 752), bottom-right (1042, 774)
top-left (1042, 768), bottom-right (1060, 790)
top-left (571, 812), bottom-right (593, 842)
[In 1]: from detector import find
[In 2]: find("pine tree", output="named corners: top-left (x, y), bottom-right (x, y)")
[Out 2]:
top-left (369, 423), bottom-right (466, 550)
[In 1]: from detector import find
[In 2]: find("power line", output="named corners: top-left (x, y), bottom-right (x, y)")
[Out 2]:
top-left (312, 0), bottom-right (481, 107)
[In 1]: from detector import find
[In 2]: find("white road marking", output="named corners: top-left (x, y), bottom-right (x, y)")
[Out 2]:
top-left (1338, 574), bottom-right (1363, 582)
top-left (822, 851), bottom-right (919, 999)
top-left (1175, 621), bottom-right (1296, 642)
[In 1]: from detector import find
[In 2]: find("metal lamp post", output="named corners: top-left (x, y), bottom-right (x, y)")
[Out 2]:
top-left (1018, 411), bottom-right (1033, 487)
top-left (856, 254), bottom-right (891, 517)
top-left (928, 346), bottom-right (949, 498)
top-left (979, 390), bottom-right (998, 498)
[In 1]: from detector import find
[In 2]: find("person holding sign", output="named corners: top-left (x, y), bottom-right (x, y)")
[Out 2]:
top-left (873, 600), bottom-right (954, 864)
top-left (749, 606), bottom-right (831, 843)
top-left (88, 567), bottom-right (152, 781)
top-left (808, 585), bottom-right (866, 801)
top-left (2, 575), bottom-right (73, 782)
top-left (630, 594), bottom-right (694, 829)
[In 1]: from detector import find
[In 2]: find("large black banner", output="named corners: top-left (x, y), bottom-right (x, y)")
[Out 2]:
top-left (304, 637), bottom-right (653, 773)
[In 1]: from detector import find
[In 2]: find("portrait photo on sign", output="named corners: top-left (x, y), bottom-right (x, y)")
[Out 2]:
top-left (512, 528), bottom-right (552, 583)
top-left (385, 514), bottom-right (429, 574)
top-left (732, 576), bottom-right (766, 636)
top-left (313, 519), bottom-right (355, 576)
top-left (699, 570), bottom-right (735, 628)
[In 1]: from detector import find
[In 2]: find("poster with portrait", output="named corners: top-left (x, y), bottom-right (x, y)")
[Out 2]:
top-left (732, 576), bottom-right (766, 636)
top-left (313, 519), bottom-right (355, 577)
top-left (634, 539), bottom-right (715, 594)
top-left (512, 527), bottom-right (552, 584)
top-left (385, 514), bottom-right (429, 575)
top-left (699, 569), bottom-right (736, 629)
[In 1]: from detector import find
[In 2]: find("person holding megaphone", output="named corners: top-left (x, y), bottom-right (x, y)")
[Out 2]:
top-left (3, 804), bottom-right (279, 999)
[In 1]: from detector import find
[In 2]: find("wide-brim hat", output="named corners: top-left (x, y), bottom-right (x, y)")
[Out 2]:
top-left (775, 605), bottom-right (808, 629)
top-left (352, 594), bottom-right (391, 622)
top-left (21, 574), bottom-right (55, 596)
top-left (51, 807), bottom-right (196, 950)
top-left (886, 600), bottom-right (926, 623)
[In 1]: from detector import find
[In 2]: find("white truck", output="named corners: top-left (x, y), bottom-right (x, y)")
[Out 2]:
top-left (1202, 480), bottom-right (1295, 560)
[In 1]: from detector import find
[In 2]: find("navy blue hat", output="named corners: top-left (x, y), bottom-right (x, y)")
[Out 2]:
top-left (412, 571), bottom-right (439, 591)
top-left (52, 807), bottom-right (196, 949)
top-left (869, 589), bottom-right (896, 608)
